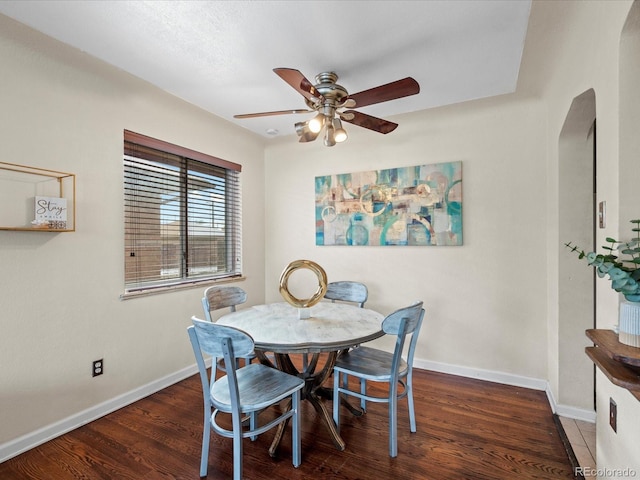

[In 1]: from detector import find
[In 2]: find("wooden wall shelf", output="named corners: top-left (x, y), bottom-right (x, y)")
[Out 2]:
top-left (0, 161), bottom-right (75, 232)
top-left (586, 329), bottom-right (640, 401)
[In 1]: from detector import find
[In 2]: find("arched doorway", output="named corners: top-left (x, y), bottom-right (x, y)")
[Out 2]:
top-left (558, 89), bottom-right (596, 412)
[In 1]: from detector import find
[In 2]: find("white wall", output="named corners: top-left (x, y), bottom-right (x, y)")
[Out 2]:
top-left (264, 94), bottom-right (549, 380)
top-left (531, 0), bottom-right (636, 476)
top-left (0, 15), bottom-right (266, 449)
top-left (603, 2), bottom-right (640, 477)
top-left (596, 370), bottom-right (640, 478)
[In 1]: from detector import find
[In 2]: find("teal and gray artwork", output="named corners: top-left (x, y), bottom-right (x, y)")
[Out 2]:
top-left (315, 161), bottom-right (462, 246)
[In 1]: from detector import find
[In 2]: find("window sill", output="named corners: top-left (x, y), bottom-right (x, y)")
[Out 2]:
top-left (120, 276), bottom-right (246, 300)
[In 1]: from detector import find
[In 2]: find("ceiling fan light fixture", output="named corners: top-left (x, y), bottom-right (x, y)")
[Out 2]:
top-left (295, 121), bottom-right (320, 142)
top-left (295, 121), bottom-right (309, 137)
top-left (308, 113), bottom-right (325, 133)
top-left (324, 123), bottom-right (336, 147)
top-left (333, 118), bottom-right (348, 143)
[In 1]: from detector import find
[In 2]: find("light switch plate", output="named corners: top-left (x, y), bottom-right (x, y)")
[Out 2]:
top-left (610, 397), bottom-right (617, 432)
top-left (599, 201), bottom-right (606, 229)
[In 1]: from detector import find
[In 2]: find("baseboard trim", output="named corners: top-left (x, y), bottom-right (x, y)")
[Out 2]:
top-left (543, 381), bottom-right (596, 422)
top-left (553, 403), bottom-right (597, 423)
top-left (0, 360), bottom-right (209, 463)
top-left (415, 358), bottom-right (549, 391)
top-left (416, 358), bottom-right (597, 423)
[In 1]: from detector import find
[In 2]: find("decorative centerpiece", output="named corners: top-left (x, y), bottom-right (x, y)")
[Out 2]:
top-left (279, 259), bottom-right (328, 319)
top-left (566, 219), bottom-right (640, 347)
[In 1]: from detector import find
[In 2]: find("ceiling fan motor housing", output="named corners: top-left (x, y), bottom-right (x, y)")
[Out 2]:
top-left (306, 72), bottom-right (349, 112)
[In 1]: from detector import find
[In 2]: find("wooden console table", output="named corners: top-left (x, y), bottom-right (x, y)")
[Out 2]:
top-left (586, 329), bottom-right (640, 401)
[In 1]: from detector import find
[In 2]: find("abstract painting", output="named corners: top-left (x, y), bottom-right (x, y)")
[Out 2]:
top-left (315, 161), bottom-right (462, 246)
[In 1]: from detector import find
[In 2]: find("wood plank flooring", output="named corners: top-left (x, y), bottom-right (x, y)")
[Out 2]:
top-left (0, 369), bottom-right (575, 479)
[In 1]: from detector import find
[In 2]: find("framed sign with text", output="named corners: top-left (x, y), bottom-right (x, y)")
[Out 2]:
top-left (34, 196), bottom-right (67, 229)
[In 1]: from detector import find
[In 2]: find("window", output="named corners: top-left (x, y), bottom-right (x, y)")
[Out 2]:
top-left (123, 130), bottom-right (241, 296)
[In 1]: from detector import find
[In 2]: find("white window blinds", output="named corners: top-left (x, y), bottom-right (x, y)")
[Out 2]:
top-left (123, 131), bottom-right (241, 294)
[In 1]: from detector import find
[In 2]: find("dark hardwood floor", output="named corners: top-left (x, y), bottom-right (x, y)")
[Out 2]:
top-left (0, 368), bottom-right (575, 479)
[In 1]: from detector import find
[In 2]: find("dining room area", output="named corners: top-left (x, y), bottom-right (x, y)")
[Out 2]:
top-left (0, 277), bottom-right (575, 479)
top-left (2, 1), bottom-right (640, 479)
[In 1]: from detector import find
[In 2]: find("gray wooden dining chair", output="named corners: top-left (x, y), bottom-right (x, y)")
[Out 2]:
top-left (202, 285), bottom-right (253, 369)
top-left (332, 300), bottom-right (424, 457)
top-left (188, 317), bottom-right (304, 479)
top-left (202, 285), bottom-right (248, 322)
top-left (324, 281), bottom-right (368, 307)
top-left (323, 281), bottom-right (369, 362)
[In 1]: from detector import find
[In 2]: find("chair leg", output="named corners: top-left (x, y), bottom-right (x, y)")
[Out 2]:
top-left (389, 388), bottom-right (398, 458)
top-left (200, 421), bottom-right (210, 477)
top-left (250, 411), bottom-right (258, 441)
top-left (233, 427), bottom-right (243, 480)
top-left (333, 371), bottom-right (341, 430)
top-left (360, 379), bottom-right (367, 411)
top-left (230, 405), bottom-right (245, 480)
top-left (407, 374), bottom-right (417, 433)
top-left (292, 389), bottom-right (301, 467)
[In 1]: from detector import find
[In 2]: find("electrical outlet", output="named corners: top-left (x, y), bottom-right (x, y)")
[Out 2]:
top-left (92, 359), bottom-right (104, 377)
top-left (609, 397), bottom-right (617, 432)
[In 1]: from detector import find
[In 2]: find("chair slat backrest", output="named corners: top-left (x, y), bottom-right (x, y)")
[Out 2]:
top-left (190, 317), bottom-right (255, 359)
top-left (382, 301), bottom-right (424, 376)
top-left (381, 301), bottom-right (423, 336)
top-left (324, 281), bottom-right (368, 307)
top-left (405, 307), bottom-right (425, 370)
top-left (202, 286), bottom-right (247, 321)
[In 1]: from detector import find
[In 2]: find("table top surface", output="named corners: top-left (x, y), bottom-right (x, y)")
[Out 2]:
top-left (217, 302), bottom-right (385, 353)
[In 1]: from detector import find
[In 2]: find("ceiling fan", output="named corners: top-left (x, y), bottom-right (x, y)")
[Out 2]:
top-left (234, 68), bottom-right (420, 146)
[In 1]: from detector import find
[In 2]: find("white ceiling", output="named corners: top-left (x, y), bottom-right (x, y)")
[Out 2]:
top-left (0, 0), bottom-right (531, 139)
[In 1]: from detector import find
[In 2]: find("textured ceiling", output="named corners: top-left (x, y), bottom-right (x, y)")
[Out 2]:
top-left (0, 0), bottom-right (531, 139)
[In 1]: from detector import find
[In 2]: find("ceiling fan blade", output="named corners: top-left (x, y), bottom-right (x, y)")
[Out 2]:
top-left (341, 110), bottom-right (398, 134)
top-left (347, 77), bottom-right (420, 108)
top-left (234, 109), bottom-right (312, 119)
top-left (273, 68), bottom-right (325, 102)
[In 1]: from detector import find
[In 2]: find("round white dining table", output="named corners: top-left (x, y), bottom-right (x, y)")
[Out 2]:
top-left (217, 301), bottom-right (384, 353)
top-left (217, 301), bottom-right (385, 453)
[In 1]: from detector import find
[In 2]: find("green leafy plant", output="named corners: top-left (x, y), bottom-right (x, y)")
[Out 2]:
top-left (565, 219), bottom-right (640, 302)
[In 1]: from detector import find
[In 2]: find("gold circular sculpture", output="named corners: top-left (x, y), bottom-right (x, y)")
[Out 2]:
top-left (279, 259), bottom-right (328, 308)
